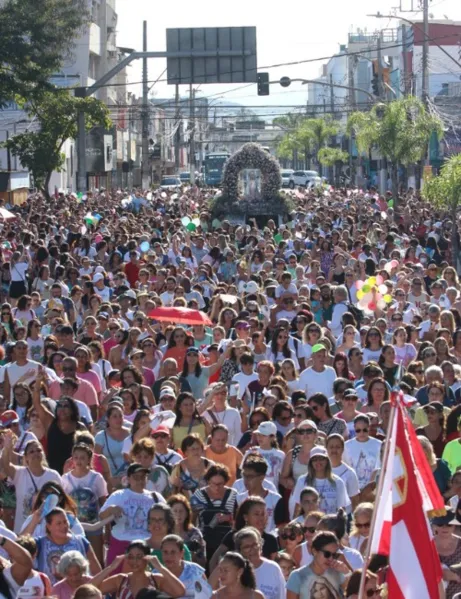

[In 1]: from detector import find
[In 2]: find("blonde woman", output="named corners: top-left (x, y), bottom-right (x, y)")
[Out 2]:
top-left (349, 503), bottom-right (374, 555)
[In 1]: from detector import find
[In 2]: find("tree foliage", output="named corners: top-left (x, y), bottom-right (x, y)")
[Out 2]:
top-left (347, 97), bottom-right (443, 206)
top-left (318, 148), bottom-right (349, 167)
top-left (274, 115), bottom-right (339, 174)
top-left (0, 0), bottom-right (88, 106)
top-left (423, 155), bottom-right (461, 268)
top-left (4, 91), bottom-right (111, 197)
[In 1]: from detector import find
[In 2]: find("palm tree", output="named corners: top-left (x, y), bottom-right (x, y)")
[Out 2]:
top-left (423, 155), bottom-right (461, 270)
top-left (273, 113), bottom-right (304, 168)
top-left (347, 97), bottom-right (443, 209)
top-left (303, 117), bottom-right (339, 176)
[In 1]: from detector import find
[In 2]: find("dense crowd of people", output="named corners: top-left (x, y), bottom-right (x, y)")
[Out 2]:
top-left (0, 183), bottom-right (459, 598)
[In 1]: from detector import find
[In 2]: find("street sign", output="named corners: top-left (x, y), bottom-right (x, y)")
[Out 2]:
top-left (166, 27), bottom-right (257, 85)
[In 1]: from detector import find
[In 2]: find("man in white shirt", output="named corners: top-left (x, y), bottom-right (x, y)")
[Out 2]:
top-left (231, 354), bottom-right (258, 400)
top-left (419, 304), bottom-right (440, 340)
top-left (298, 344), bottom-right (336, 399)
top-left (344, 414), bottom-right (382, 490)
top-left (159, 276), bottom-right (176, 306)
top-left (2, 341), bottom-right (41, 401)
top-left (92, 273), bottom-right (112, 302)
top-left (328, 285), bottom-right (349, 339)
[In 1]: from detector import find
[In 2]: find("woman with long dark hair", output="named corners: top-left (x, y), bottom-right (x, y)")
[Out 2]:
top-left (32, 370), bottom-right (86, 475)
top-left (172, 393), bottom-right (209, 449)
top-left (162, 326), bottom-right (194, 367)
top-left (94, 404), bottom-right (130, 488)
top-left (181, 346), bottom-right (227, 400)
top-left (213, 552), bottom-right (263, 599)
top-left (266, 326), bottom-right (299, 371)
top-left (363, 377), bottom-right (389, 415)
top-left (333, 352), bottom-right (354, 381)
top-left (362, 327), bottom-right (384, 363)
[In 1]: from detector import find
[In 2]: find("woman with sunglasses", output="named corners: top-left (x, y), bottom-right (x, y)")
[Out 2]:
top-left (266, 325), bottom-right (300, 372)
top-left (281, 419), bottom-right (317, 497)
top-left (326, 434), bottom-right (360, 512)
top-left (181, 346), bottom-right (228, 402)
top-left (1, 432), bottom-right (62, 533)
top-left (162, 326), bottom-right (195, 369)
top-left (301, 323), bottom-right (322, 362)
top-left (308, 393), bottom-right (347, 439)
top-left (1, 302), bottom-right (18, 340)
top-left (349, 503), bottom-right (374, 555)
top-left (237, 407), bottom-right (273, 454)
top-left (317, 509), bottom-right (363, 571)
top-left (278, 522), bottom-right (305, 562)
top-left (20, 480), bottom-right (84, 538)
top-left (287, 531), bottom-right (349, 599)
top-left (140, 337), bottom-right (163, 380)
top-left (292, 446), bottom-right (350, 520)
top-left (335, 390), bottom-right (362, 440)
top-left (362, 327), bottom-right (384, 363)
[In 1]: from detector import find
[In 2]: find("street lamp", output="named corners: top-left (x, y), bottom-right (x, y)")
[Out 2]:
top-left (277, 77), bottom-right (376, 102)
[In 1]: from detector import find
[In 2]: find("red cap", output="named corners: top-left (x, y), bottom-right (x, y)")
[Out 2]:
top-left (0, 410), bottom-right (19, 428)
top-left (152, 424), bottom-right (171, 435)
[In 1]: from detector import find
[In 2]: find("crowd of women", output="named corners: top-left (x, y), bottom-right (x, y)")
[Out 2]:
top-left (0, 183), bottom-right (458, 598)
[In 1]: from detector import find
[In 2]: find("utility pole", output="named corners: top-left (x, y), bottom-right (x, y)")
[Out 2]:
top-left (377, 34), bottom-right (387, 195)
top-left (329, 74), bottom-right (335, 116)
top-left (141, 21), bottom-right (150, 190)
top-left (189, 84), bottom-right (196, 185)
top-left (422, 0), bottom-right (429, 105)
top-left (348, 54), bottom-right (358, 187)
top-left (174, 84), bottom-right (180, 170)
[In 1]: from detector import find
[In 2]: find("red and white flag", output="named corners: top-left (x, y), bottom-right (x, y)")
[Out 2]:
top-left (369, 396), bottom-right (445, 599)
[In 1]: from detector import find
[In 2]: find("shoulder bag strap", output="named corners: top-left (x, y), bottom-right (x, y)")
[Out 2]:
top-left (104, 431), bottom-right (118, 473)
top-left (207, 409), bottom-right (219, 425)
top-left (26, 468), bottom-right (38, 493)
top-left (220, 488), bottom-right (232, 510)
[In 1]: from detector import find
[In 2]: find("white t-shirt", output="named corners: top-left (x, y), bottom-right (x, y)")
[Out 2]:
top-left (100, 488), bottom-right (158, 541)
top-left (343, 437), bottom-right (382, 490)
top-left (203, 407), bottom-right (242, 446)
top-left (159, 291), bottom-right (175, 306)
top-left (27, 338), bottom-right (45, 362)
top-left (266, 349), bottom-right (300, 370)
top-left (20, 512), bottom-right (84, 537)
top-left (232, 478), bottom-right (277, 494)
top-left (332, 463), bottom-right (360, 512)
top-left (298, 366), bottom-right (336, 399)
top-left (362, 348), bottom-right (383, 363)
top-left (237, 489), bottom-right (282, 533)
top-left (231, 372), bottom-right (259, 399)
top-left (2, 360), bottom-right (41, 400)
top-left (254, 558), bottom-right (286, 599)
top-left (242, 447), bottom-right (285, 487)
top-left (12, 466), bottom-right (62, 533)
top-left (290, 473), bottom-right (350, 519)
top-left (10, 262), bottom-right (28, 283)
top-left (0, 522), bottom-right (17, 560)
top-left (2, 567), bottom-right (21, 599)
top-left (61, 470), bottom-right (108, 521)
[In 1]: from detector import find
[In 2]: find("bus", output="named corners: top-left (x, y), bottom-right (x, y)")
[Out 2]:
top-left (204, 152), bottom-right (231, 186)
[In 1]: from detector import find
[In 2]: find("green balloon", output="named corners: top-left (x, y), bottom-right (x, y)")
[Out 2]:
top-left (362, 284), bottom-right (371, 293)
top-left (388, 199), bottom-right (394, 208)
top-left (186, 222), bottom-right (197, 231)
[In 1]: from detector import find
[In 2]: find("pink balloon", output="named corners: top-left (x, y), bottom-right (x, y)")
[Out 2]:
top-left (375, 275), bottom-right (384, 286)
top-left (391, 260), bottom-right (399, 268)
top-left (368, 301), bottom-right (377, 311)
top-left (356, 280), bottom-right (364, 290)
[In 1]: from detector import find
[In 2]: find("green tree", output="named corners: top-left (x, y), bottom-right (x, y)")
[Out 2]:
top-left (318, 148), bottom-right (349, 186)
top-left (4, 91), bottom-right (111, 198)
top-left (423, 155), bottom-right (461, 269)
top-left (347, 97), bottom-right (442, 208)
top-left (302, 117), bottom-right (339, 176)
top-left (0, 0), bottom-right (88, 106)
top-left (274, 113), bottom-right (304, 167)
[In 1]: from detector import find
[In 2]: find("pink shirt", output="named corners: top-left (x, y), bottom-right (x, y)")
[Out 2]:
top-left (49, 377), bottom-right (99, 407)
top-left (77, 370), bottom-right (102, 395)
top-left (52, 576), bottom-right (91, 599)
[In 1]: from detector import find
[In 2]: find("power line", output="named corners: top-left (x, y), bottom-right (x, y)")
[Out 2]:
top-left (55, 31), bottom-right (460, 96)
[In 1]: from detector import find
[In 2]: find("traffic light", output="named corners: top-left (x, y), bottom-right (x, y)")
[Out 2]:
top-left (257, 72), bottom-right (270, 96)
top-left (371, 73), bottom-right (380, 96)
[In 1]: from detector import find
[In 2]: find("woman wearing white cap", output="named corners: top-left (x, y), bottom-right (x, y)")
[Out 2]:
top-left (291, 446), bottom-right (350, 520)
top-left (242, 421), bottom-right (285, 487)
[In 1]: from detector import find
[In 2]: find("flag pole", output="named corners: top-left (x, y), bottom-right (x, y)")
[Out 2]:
top-left (357, 397), bottom-right (398, 598)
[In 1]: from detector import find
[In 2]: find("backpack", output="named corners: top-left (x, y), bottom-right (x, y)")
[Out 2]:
top-left (68, 472), bottom-right (99, 523)
top-left (198, 489), bottom-right (233, 555)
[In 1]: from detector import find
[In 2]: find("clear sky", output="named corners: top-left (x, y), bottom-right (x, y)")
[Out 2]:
top-left (115, 0), bottom-right (461, 109)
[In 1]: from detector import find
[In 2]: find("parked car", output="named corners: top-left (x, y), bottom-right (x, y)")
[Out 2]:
top-left (307, 176), bottom-right (323, 188)
top-left (288, 170), bottom-right (320, 188)
top-left (281, 169), bottom-right (294, 188)
top-left (179, 172), bottom-right (190, 183)
top-left (159, 176), bottom-right (181, 190)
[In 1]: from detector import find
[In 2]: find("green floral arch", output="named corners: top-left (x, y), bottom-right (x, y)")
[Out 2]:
top-left (221, 142), bottom-right (282, 200)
